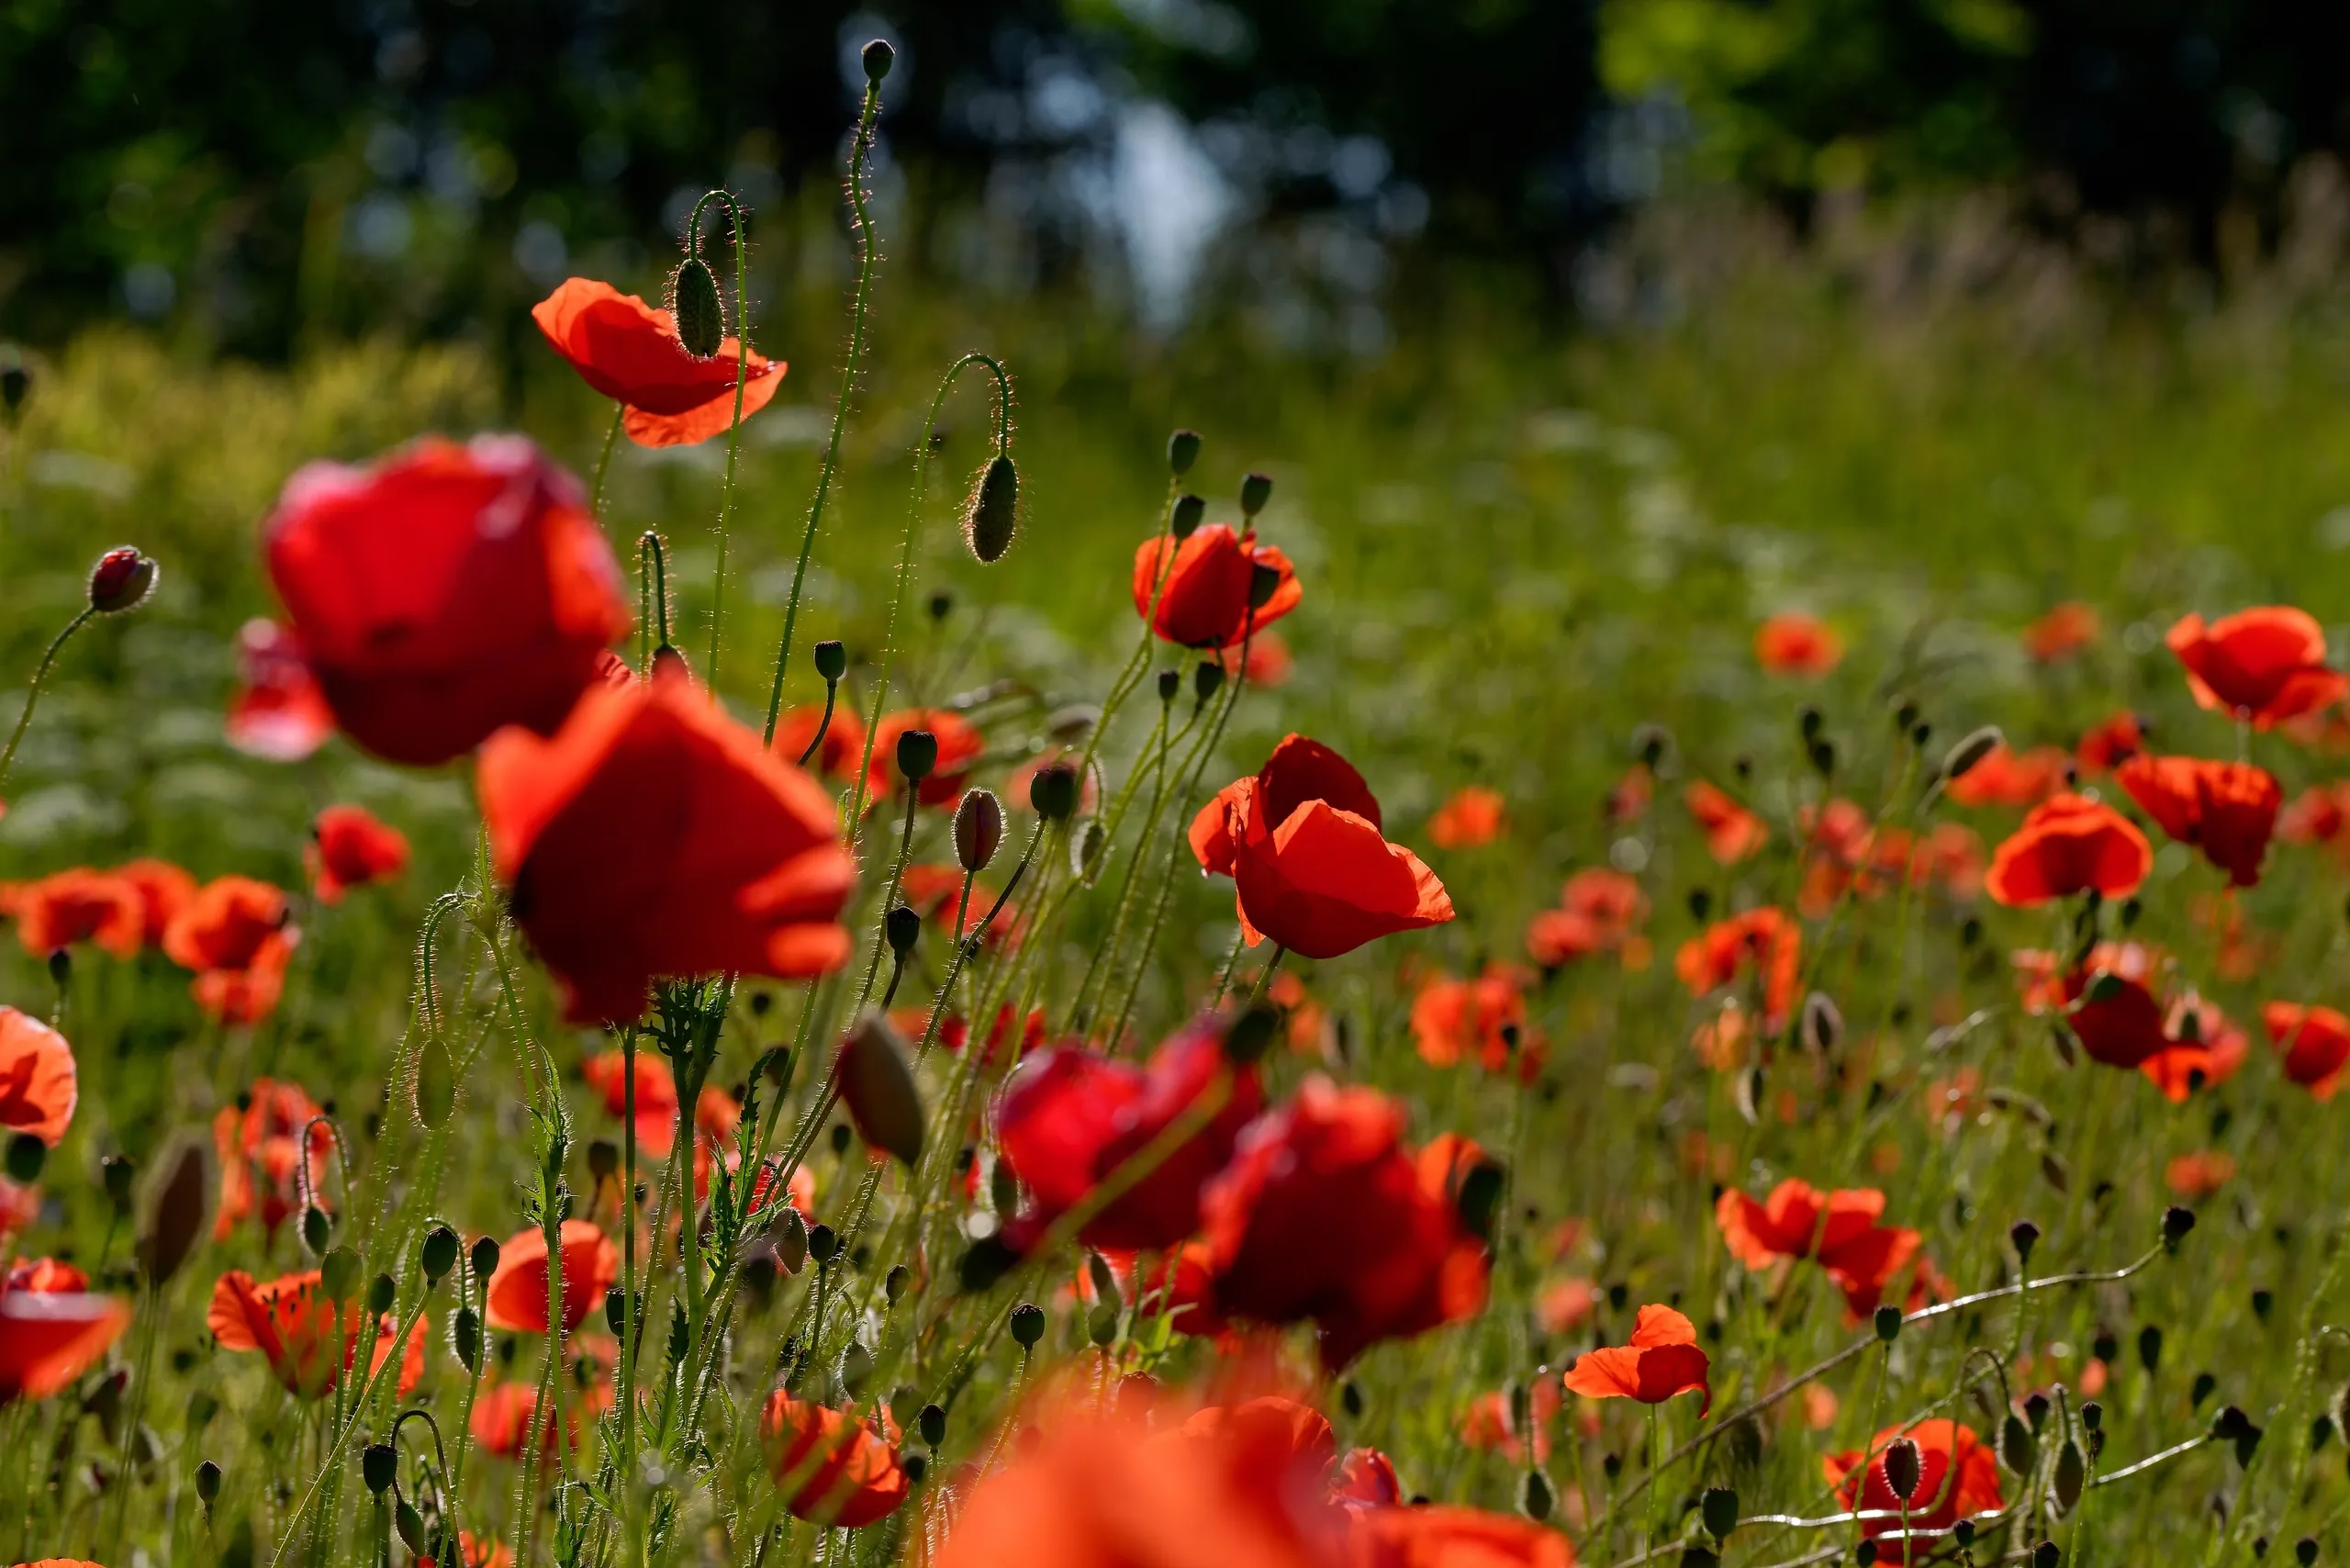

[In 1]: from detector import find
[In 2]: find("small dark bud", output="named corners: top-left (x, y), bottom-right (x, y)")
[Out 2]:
top-left (88, 546), bottom-right (159, 614)
top-left (45, 949), bottom-right (69, 988)
top-left (362, 1442), bottom-right (397, 1496)
top-left (2192, 1371), bottom-right (2218, 1408)
top-left (1800, 706), bottom-right (1824, 741)
top-left (604, 1285), bottom-right (628, 1336)
top-left (2254, 1287), bottom-right (2274, 1322)
top-left (965, 454), bottom-right (1020, 563)
top-left (670, 256), bottom-right (725, 359)
top-left (840, 1339), bottom-right (874, 1395)
top-left (1892, 697), bottom-right (1920, 731)
top-left (2053, 1437), bottom-right (2085, 1511)
top-left (896, 728), bottom-right (939, 783)
top-left (1882, 1438), bottom-right (1921, 1503)
top-left (831, 1123), bottom-right (853, 1155)
top-left (1087, 1251), bottom-right (1123, 1311)
top-left (901, 1450), bottom-right (928, 1484)
top-left (0, 350), bottom-right (28, 418)
top-left (299, 1204), bottom-right (330, 1256)
top-left (2164, 1205), bottom-right (2197, 1249)
top-left (2024, 1391), bottom-right (2050, 1432)
top-left (1518, 1468), bottom-right (1553, 1521)
top-left (1087, 1301), bottom-right (1119, 1346)
top-left (1701, 1484), bottom-right (1739, 1540)
top-left (1855, 1541), bottom-right (1876, 1567)
top-left (920, 1402), bottom-right (947, 1445)
top-left (420, 1224), bottom-right (459, 1284)
top-left (1168, 430), bottom-right (1203, 475)
top-left (1454, 1160), bottom-right (1505, 1244)
top-left (929, 591), bottom-right (953, 622)
top-left (366, 1273), bottom-right (396, 1317)
top-left (955, 790), bottom-right (1003, 872)
top-left (886, 905), bottom-right (922, 959)
top-left (1633, 722), bottom-right (1669, 767)
top-left (1248, 562), bottom-right (1281, 610)
top-left (861, 38), bottom-right (894, 82)
top-left (1029, 763), bottom-right (1080, 822)
top-left (5, 1133), bottom-right (45, 1186)
top-left (195, 1458), bottom-right (221, 1506)
top-left (1808, 738), bottom-right (1836, 776)
top-left (470, 1235), bottom-right (500, 1284)
top-left (1009, 1301), bottom-right (1046, 1349)
top-left (1911, 722), bottom-right (1931, 747)
top-left (1686, 888), bottom-right (1712, 923)
top-left (1341, 1381), bottom-right (1363, 1417)
top-left (1953, 1520), bottom-right (1975, 1550)
top-left (809, 1223), bottom-right (841, 1264)
top-left (102, 1153), bottom-right (135, 1212)
top-left (1222, 1004), bottom-right (1279, 1066)
top-left (2010, 1219), bottom-right (2041, 1265)
top-left (1239, 472), bottom-right (1273, 517)
top-left (453, 1306), bottom-right (481, 1371)
top-left (137, 1135), bottom-right (211, 1287)
top-left (1942, 725), bottom-right (2003, 783)
top-left (1169, 494), bottom-right (1205, 540)
top-left (814, 640), bottom-right (848, 682)
top-left (2299, 1538), bottom-right (2320, 1567)
top-left (2034, 1542), bottom-right (2059, 1568)
top-left (886, 1263), bottom-right (911, 1305)
top-left (1874, 1305), bottom-right (1902, 1342)
top-left (2000, 1413), bottom-right (2035, 1474)
top-left (587, 1139), bottom-right (618, 1184)
top-left (1192, 661), bottom-right (1225, 705)
top-left (1157, 668), bottom-right (1181, 703)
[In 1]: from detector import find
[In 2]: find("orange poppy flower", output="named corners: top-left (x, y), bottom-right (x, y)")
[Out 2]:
top-left (1562, 1303), bottom-right (1711, 1414)
top-left (1945, 743), bottom-right (2068, 809)
top-left (1823, 1419), bottom-right (2002, 1561)
top-left (214, 1079), bottom-right (331, 1241)
top-left (1525, 868), bottom-right (1648, 968)
top-left (2263, 1002), bottom-right (2350, 1099)
top-left (2165, 1150), bottom-right (2235, 1200)
top-left (469, 1349), bottom-right (615, 1458)
top-left (0, 1009), bottom-right (76, 1148)
top-left (0, 1260), bottom-right (129, 1403)
top-left (1427, 786), bottom-right (1507, 850)
top-left (113, 859), bottom-right (196, 948)
top-left (1754, 612), bottom-right (1843, 678)
top-left (1684, 781), bottom-right (1767, 864)
top-left (1716, 1179), bottom-right (1922, 1317)
top-left (1218, 628), bottom-right (1293, 688)
top-left (2167, 607), bottom-right (2350, 730)
top-left (2115, 754), bottom-right (2280, 888)
top-left (1984, 793), bottom-right (2151, 906)
top-left (761, 1393), bottom-right (908, 1528)
top-left (1674, 907), bottom-right (1800, 1031)
top-left (2075, 710), bottom-right (2146, 774)
top-left (1538, 1277), bottom-right (1599, 1335)
top-left (225, 618), bottom-right (336, 763)
top-left (1460, 1379), bottom-right (1560, 1464)
top-left (308, 805), bottom-right (409, 903)
top-left (1133, 524), bottom-right (1303, 650)
top-left (485, 1221), bottom-right (620, 1335)
top-left (770, 702), bottom-right (868, 782)
top-left (867, 709), bottom-right (986, 807)
top-left (207, 1269), bottom-right (425, 1401)
top-left (476, 668), bottom-right (856, 1025)
top-left (1410, 967), bottom-right (1536, 1075)
top-left (2022, 600), bottom-right (2100, 663)
top-left (580, 1049), bottom-right (682, 1154)
top-left (421, 1531), bottom-right (513, 1568)
top-left (1192, 734), bottom-right (1454, 960)
top-left (164, 877), bottom-right (289, 971)
top-left (532, 277), bottom-right (787, 447)
top-left (11, 869), bottom-right (142, 960)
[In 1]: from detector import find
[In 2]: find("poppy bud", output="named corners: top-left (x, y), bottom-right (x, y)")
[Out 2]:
top-left (363, 1441), bottom-right (397, 1495)
top-left (1911, 722), bottom-right (1931, 748)
top-left (1088, 1301), bottom-right (1119, 1346)
top-left (2299, 1539), bottom-right (2320, 1567)
top-left (955, 789), bottom-right (1003, 871)
top-left (1686, 888), bottom-right (1712, 922)
top-left (1157, 668), bottom-right (1181, 702)
top-left (1953, 1520), bottom-right (1975, 1551)
top-left (1891, 696), bottom-right (1919, 732)
top-left (2024, 1391), bottom-right (2050, 1431)
top-left (1799, 706), bottom-right (1824, 741)
top-left (1239, 472), bottom-right (1273, 518)
top-left (2053, 1437), bottom-right (2084, 1512)
top-left (1223, 1004), bottom-right (1280, 1066)
top-left (416, 1036), bottom-right (455, 1127)
top-left (896, 728), bottom-right (939, 783)
top-left (2163, 1204), bottom-right (2196, 1249)
top-left (1856, 1541), bottom-right (1876, 1567)
top-left (470, 1234), bottom-right (501, 1284)
top-left (1518, 1469), bottom-right (1552, 1521)
top-left (886, 904), bottom-right (922, 959)
top-left (367, 1272), bottom-right (396, 1316)
top-left (0, 1129), bottom-right (47, 1187)
top-left (588, 1139), bottom-right (618, 1184)
top-left (1170, 494), bottom-right (1205, 540)
top-left (989, 1152), bottom-right (1021, 1217)
top-left (2192, 1372), bottom-right (2217, 1408)
top-left (2009, 1218), bottom-right (2040, 1265)
top-left (1942, 724), bottom-right (2003, 782)
top-left (1807, 738), bottom-right (1836, 776)
top-left (814, 639), bottom-right (848, 681)
top-left (421, 1223), bottom-right (460, 1284)
top-left (2000, 1413), bottom-right (2034, 1474)
top-left (1029, 763), bottom-right (1080, 822)
top-left (1070, 818), bottom-right (1108, 885)
top-left (1087, 1252), bottom-right (1123, 1311)
top-left (300, 1204), bottom-right (330, 1256)
top-left (838, 1012), bottom-right (923, 1167)
top-left (137, 1134), bottom-right (211, 1287)
top-left (840, 1339), bottom-right (874, 1395)
top-left (2254, 1287), bottom-right (2274, 1322)
top-left (1701, 1485), bottom-right (1739, 1540)
top-left (45, 949), bottom-right (69, 989)
top-left (670, 255), bottom-right (725, 360)
top-left (449, 1305), bottom-right (480, 1372)
top-left (395, 1498), bottom-right (426, 1558)
top-left (88, 546), bottom-right (159, 614)
top-left (883, 1262), bottom-right (911, 1305)
top-left (1009, 1301), bottom-right (1046, 1349)
top-left (2081, 1400), bottom-right (2102, 1433)
top-left (2033, 1542), bottom-right (2059, 1568)
top-left (102, 1153), bottom-right (135, 1213)
top-left (861, 38), bottom-right (894, 82)
top-left (1169, 430), bottom-right (1202, 475)
top-left (1882, 1438), bottom-right (1922, 1503)
top-left (1248, 562), bottom-right (1282, 610)
top-left (1874, 1305), bottom-right (1901, 1342)
top-left (919, 1402), bottom-right (946, 1446)
top-left (776, 1205), bottom-right (809, 1273)
top-left (809, 1222), bottom-right (840, 1265)
top-left (1454, 1159), bottom-right (1505, 1244)
top-left (1193, 661), bottom-right (1225, 705)
top-left (1801, 991), bottom-right (1842, 1053)
top-left (965, 454), bottom-right (1020, 563)
top-left (0, 349), bottom-right (28, 419)
top-left (195, 1458), bottom-right (221, 1510)
top-left (832, 1124), bottom-right (853, 1155)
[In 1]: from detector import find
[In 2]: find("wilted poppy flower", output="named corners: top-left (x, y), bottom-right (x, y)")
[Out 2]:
top-left (2166, 1149), bottom-right (2235, 1201)
top-left (214, 1078), bottom-right (331, 1240)
top-left (867, 708), bottom-right (985, 806)
top-left (0, 1261), bottom-right (129, 1403)
top-left (1427, 786), bottom-right (1506, 849)
top-left (11, 868), bottom-right (142, 961)
top-left (1754, 612), bottom-right (1843, 678)
top-left (532, 277), bottom-right (787, 447)
top-left (114, 859), bottom-right (196, 947)
top-left (1133, 524), bottom-right (1302, 650)
top-left (1823, 1419), bottom-right (2002, 1560)
top-left (476, 670), bottom-right (856, 1024)
top-left (761, 1393), bottom-right (907, 1528)
top-left (2022, 601), bottom-right (2100, 663)
top-left (1201, 1077), bottom-right (1489, 1368)
top-left (2167, 607), bottom-right (2349, 729)
top-left (2263, 1002), bottom-right (2350, 1099)
top-left (997, 1016), bottom-right (1264, 1251)
top-left (1410, 967), bottom-right (1539, 1077)
top-left (1192, 734), bottom-right (1453, 960)
top-left (225, 619), bottom-right (337, 762)
top-left (1716, 1180), bottom-right (1921, 1318)
top-left (1945, 744), bottom-right (2068, 809)
top-left (484, 1220), bottom-right (621, 1335)
top-left (579, 1049), bottom-right (682, 1154)
top-left (263, 435), bottom-right (632, 767)
top-left (771, 702), bottom-right (868, 781)
top-left (1219, 627), bottom-right (1294, 688)
top-left (2076, 711), bottom-right (2146, 774)
top-left (0, 1009), bottom-right (76, 1148)
top-left (1984, 793), bottom-right (2151, 906)
top-left (1684, 781), bottom-right (1767, 864)
top-left (1675, 908), bottom-right (1800, 1031)
top-left (2115, 754), bottom-right (2280, 888)
top-left (207, 1269), bottom-right (426, 1400)
top-left (1562, 1303), bottom-right (1711, 1414)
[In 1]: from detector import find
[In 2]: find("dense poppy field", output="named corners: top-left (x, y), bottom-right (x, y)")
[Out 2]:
top-left (13, 48), bottom-right (2350, 1568)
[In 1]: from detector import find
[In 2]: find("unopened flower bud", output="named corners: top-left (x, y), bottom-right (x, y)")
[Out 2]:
top-left (670, 255), bottom-right (725, 359)
top-left (1239, 472), bottom-right (1273, 518)
top-left (420, 1223), bottom-right (459, 1284)
top-left (1169, 430), bottom-right (1202, 475)
top-left (88, 546), bottom-right (158, 614)
top-left (366, 1272), bottom-right (396, 1316)
top-left (1029, 763), bottom-right (1079, 822)
top-left (1518, 1469), bottom-right (1553, 1520)
top-left (2010, 1219), bottom-right (2040, 1265)
top-left (955, 789), bottom-right (1003, 871)
top-left (1223, 1004), bottom-right (1279, 1066)
top-left (102, 1153), bottom-right (135, 1212)
top-left (1170, 494), bottom-right (1205, 540)
top-left (363, 1441), bottom-right (397, 1495)
top-left (3, 1133), bottom-right (43, 1185)
top-left (470, 1234), bottom-right (500, 1283)
top-left (919, 1402), bottom-right (947, 1446)
top-left (809, 1223), bottom-right (840, 1264)
top-left (195, 1458), bottom-right (222, 1507)
top-left (300, 1204), bottom-right (330, 1256)
top-left (1193, 661), bottom-right (1225, 705)
top-left (896, 728), bottom-right (939, 782)
top-left (886, 904), bottom-right (922, 958)
top-left (1942, 725), bottom-right (2004, 783)
top-left (814, 640), bottom-right (848, 681)
top-left (1882, 1438), bottom-right (1922, 1502)
top-left (2032, 1540), bottom-right (2058, 1568)
top-left (1157, 668), bottom-right (1181, 703)
top-left (0, 349), bottom-right (28, 420)
top-left (1009, 1301), bottom-right (1046, 1348)
top-left (965, 454), bottom-right (1020, 563)
top-left (2163, 1204), bottom-right (2196, 1249)
top-left (862, 38), bottom-right (894, 82)
top-left (838, 1012), bottom-right (923, 1167)
top-left (587, 1139), bottom-right (618, 1184)
top-left (1701, 1485), bottom-right (1739, 1540)
top-left (1801, 991), bottom-right (1842, 1053)
top-left (45, 949), bottom-right (68, 988)
top-left (396, 1498), bottom-right (426, 1557)
top-left (1874, 1305), bottom-right (1902, 1342)
top-left (1248, 562), bottom-right (1281, 610)
top-left (454, 1305), bottom-right (481, 1371)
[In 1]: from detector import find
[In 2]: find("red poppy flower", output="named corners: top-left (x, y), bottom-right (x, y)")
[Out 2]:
top-left (1460, 1379), bottom-right (1560, 1464)
top-left (2115, 754), bottom-right (2281, 888)
top-left (771, 702), bottom-right (868, 781)
top-left (2282, 783), bottom-right (2350, 851)
top-left (0, 1009), bottom-right (76, 1148)
top-left (2263, 1002), bottom-right (2350, 1099)
top-left (263, 435), bottom-right (632, 767)
top-left (2166, 1149), bottom-right (2235, 1200)
top-left (1201, 1078), bottom-right (1489, 1368)
top-left (867, 708), bottom-right (985, 806)
top-left (207, 1269), bottom-right (425, 1401)
top-left (306, 804), bottom-right (409, 904)
top-left (761, 1393), bottom-right (908, 1528)
top-left (1410, 967), bottom-right (1538, 1076)
top-left (424, 1533), bottom-right (514, 1568)
top-left (580, 1049), bottom-right (682, 1154)
top-left (1218, 627), bottom-right (1294, 688)
top-left (1525, 868), bottom-right (1648, 968)
top-left (2076, 711), bottom-right (2146, 774)
top-left (113, 859), bottom-right (196, 947)
top-left (2140, 994), bottom-right (2248, 1102)
top-left (1984, 793), bottom-right (2152, 906)
top-left (214, 1079), bottom-right (331, 1240)
top-left (1945, 744), bottom-right (2068, 809)
top-left (470, 1351), bottom-right (615, 1457)
top-left (997, 1015), bottom-right (1264, 1251)
top-left (165, 877), bottom-right (288, 971)
top-left (1823, 1419), bottom-right (2003, 1561)
top-left (1561, 1303), bottom-right (1711, 1414)
top-left (0, 1263), bottom-right (129, 1404)
top-left (2012, 942), bottom-right (2178, 1072)
top-left (1354, 1507), bottom-right (1574, 1568)
top-left (2167, 607), bottom-right (2350, 729)
top-left (2022, 601), bottom-right (2100, 663)
top-left (476, 671), bottom-right (856, 1025)
top-left (1674, 908), bottom-right (1800, 1031)
top-left (532, 277), bottom-right (787, 447)
top-left (11, 869), bottom-right (142, 960)
top-left (1716, 1180), bottom-right (1921, 1317)
top-left (1192, 735), bottom-right (1453, 960)
top-left (1133, 524), bottom-right (1303, 650)
top-left (1331, 1446), bottom-right (1403, 1511)
top-left (1427, 786), bottom-right (1506, 849)
top-left (1754, 612), bottom-right (1843, 678)
top-left (484, 1220), bottom-right (621, 1335)
top-left (225, 619), bottom-right (337, 762)
top-left (1178, 1395), bottom-right (1337, 1474)
top-left (1684, 781), bottom-right (1767, 864)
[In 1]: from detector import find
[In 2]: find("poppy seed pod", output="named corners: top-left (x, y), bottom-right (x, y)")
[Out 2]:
top-left (1169, 429), bottom-right (1202, 475)
top-left (1942, 724), bottom-right (2005, 783)
top-left (814, 639), bottom-right (848, 681)
top-left (895, 728), bottom-right (939, 783)
top-left (1240, 472), bottom-right (1273, 518)
top-left (1882, 1437), bottom-right (1922, 1503)
top-left (919, 1402), bottom-right (946, 1446)
top-left (471, 1234), bottom-right (501, 1283)
top-left (1874, 1304), bottom-right (1902, 1342)
top-left (886, 904), bottom-right (921, 958)
top-left (1009, 1301), bottom-right (1046, 1348)
top-left (1029, 762), bottom-right (1080, 822)
top-left (1170, 494), bottom-right (1205, 540)
top-left (420, 1223), bottom-right (459, 1284)
top-left (838, 1012), bottom-right (924, 1167)
top-left (955, 789), bottom-right (1004, 871)
top-left (965, 454), bottom-right (1020, 563)
top-left (1157, 668), bottom-right (1181, 702)
top-left (861, 38), bottom-right (894, 82)
top-left (1702, 1485), bottom-right (1739, 1540)
top-left (88, 546), bottom-right (159, 614)
top-left (2010, 1218), bottom-right (2040, 1264)
top-left (362, 1441), bottom-right (397, 1495)
top-left (670, 256), bottom-right (726, 360)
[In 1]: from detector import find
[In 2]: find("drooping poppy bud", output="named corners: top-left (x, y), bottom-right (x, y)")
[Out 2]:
top-left (965, 454), bottom-right (1019, 564)
top-left (300, 1204), bottom-right (330, 1256)
top-left (1942, 725), bottom-right (2003, 783)
top-left (1070, 818), bottom-right (1107, 884)
top-left (1169, 429), bottom-right (1202, 475)
top-left (1882, 1438), bottom-right (1922, 1503)
top-left (669, 255), bottom-right (725, 360)
top-left (838, 1013), bottom-right (923, 1167)
top-left (955, 789), bottom-right (1003, 872)
top-left (88, 546), bottom-right (159, 614)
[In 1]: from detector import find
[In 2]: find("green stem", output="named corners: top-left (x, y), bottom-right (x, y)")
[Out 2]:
top-left (591, 403), bottom-right (624, 527)
top-left (0, 606), bottom-right (95, 794)
top-left (684, 189), bottom-right (752, 688)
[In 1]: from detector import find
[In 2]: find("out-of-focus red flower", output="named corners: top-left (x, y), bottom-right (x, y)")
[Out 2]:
top-left (1192, 735), bottom-right (1453, 960)
top-left (1754, 612), bottom-right (1843, 678)
top-left (1716, 1180), bottom-right (1921, 1317)
top-left (2263, 1002), bottom-right (2350, 1100)
top-left (0, 1260), bottom-right (129, 1403)
top-left (1134, 525), bottom-right (1303, 650)
top-left (113, 859), bottom-right (196, 947)
top-left (2076, 711), bottom-right (2146, 774)
top-left (1561, 1304), bottom-right (1711, 1415)
top-left (1822, 1420), bottom-right (2002, 1562)
top-left (1684, 781), bottom-right (1767, 864)
top-left (867, 708), bottom-right (986, 807)
top-left (1946, 744), bottom-right (2069, 809)
top-left (2014, 942), bottom-right (2169, 1071)
top-left (225, 619), bottom-right (336, 762)
top-left (2115, 754), bottom-right (2280, 888)
top-left (166, 876), bottom-right (298, 1025)
top-left (1427, 786), bottom-right (1507, 849)
top-left (532, 277), bottom-right (787, 447)
top-left (2282, 782), bottom-right (2350, 853)
top-left (1352, 1506), bottom-right (1573, 1568)
top-left (1895, 823), bottom-right (1985, 900)
top-left (1607, 763), bottom-right (1653, 823)
top-left (11, 869), bottom-right (142, 961)
top-left (2168, 607), bottom-right (2350, 730)
top-left (477, 671), bottom-right (856, 1024)
top-left (214, 1079), bottom-right (331, 1241)
top-left (207, 1269), bottom-right (425, 1401)
top-left (1984, 794), bottom-right (2151, 906)
top-left (900, 864), bottom-right (1023, 950)
top-left (1220, 628), bottom-right (1293, 688)
top-left (1410, 967), bottom-right (1540, 1079)
top-left (761, 1393), bottom-right (907, 1528)
top-left (427, 1532), bottom-right (514, 1568)
top-left (771, 702), bottom-right (868, 782)
top-left (2022, 601), bottom-right (2100, 663)
top-left (1201, 1078), bottom-right (1489, 1368)
top-left (997, 1016), bottom-right (1264, 1251)
top-left (2166, 1150), bottom-right (2235, 1200)
top-left (1461, 1379), bottom-right (1560, 1464)
top-left (308, 804), bottom-right (409, 904)
top-left (1675, 908), bottom-right (1800, 1032)
top-left (485, 1220), bottom-right (621, 1335)
top-left (2141, 994), bottom-right (2248, 1102)
top-left (1526, 868), bottom-right (1649, 968)
top-left (0, 1010), bottom-right (78, 1151)
top-left (580, 1049), bottom-right (682, 1154)
top-left (1537, 1277), bottom-right (1599, 1335)
top-left (263, 436), bottom-right (632, 767)
top-left (470, 1347), bottom-right (616, 1459)
top-left (1331, 1447), bottom-right (1403, 1511)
